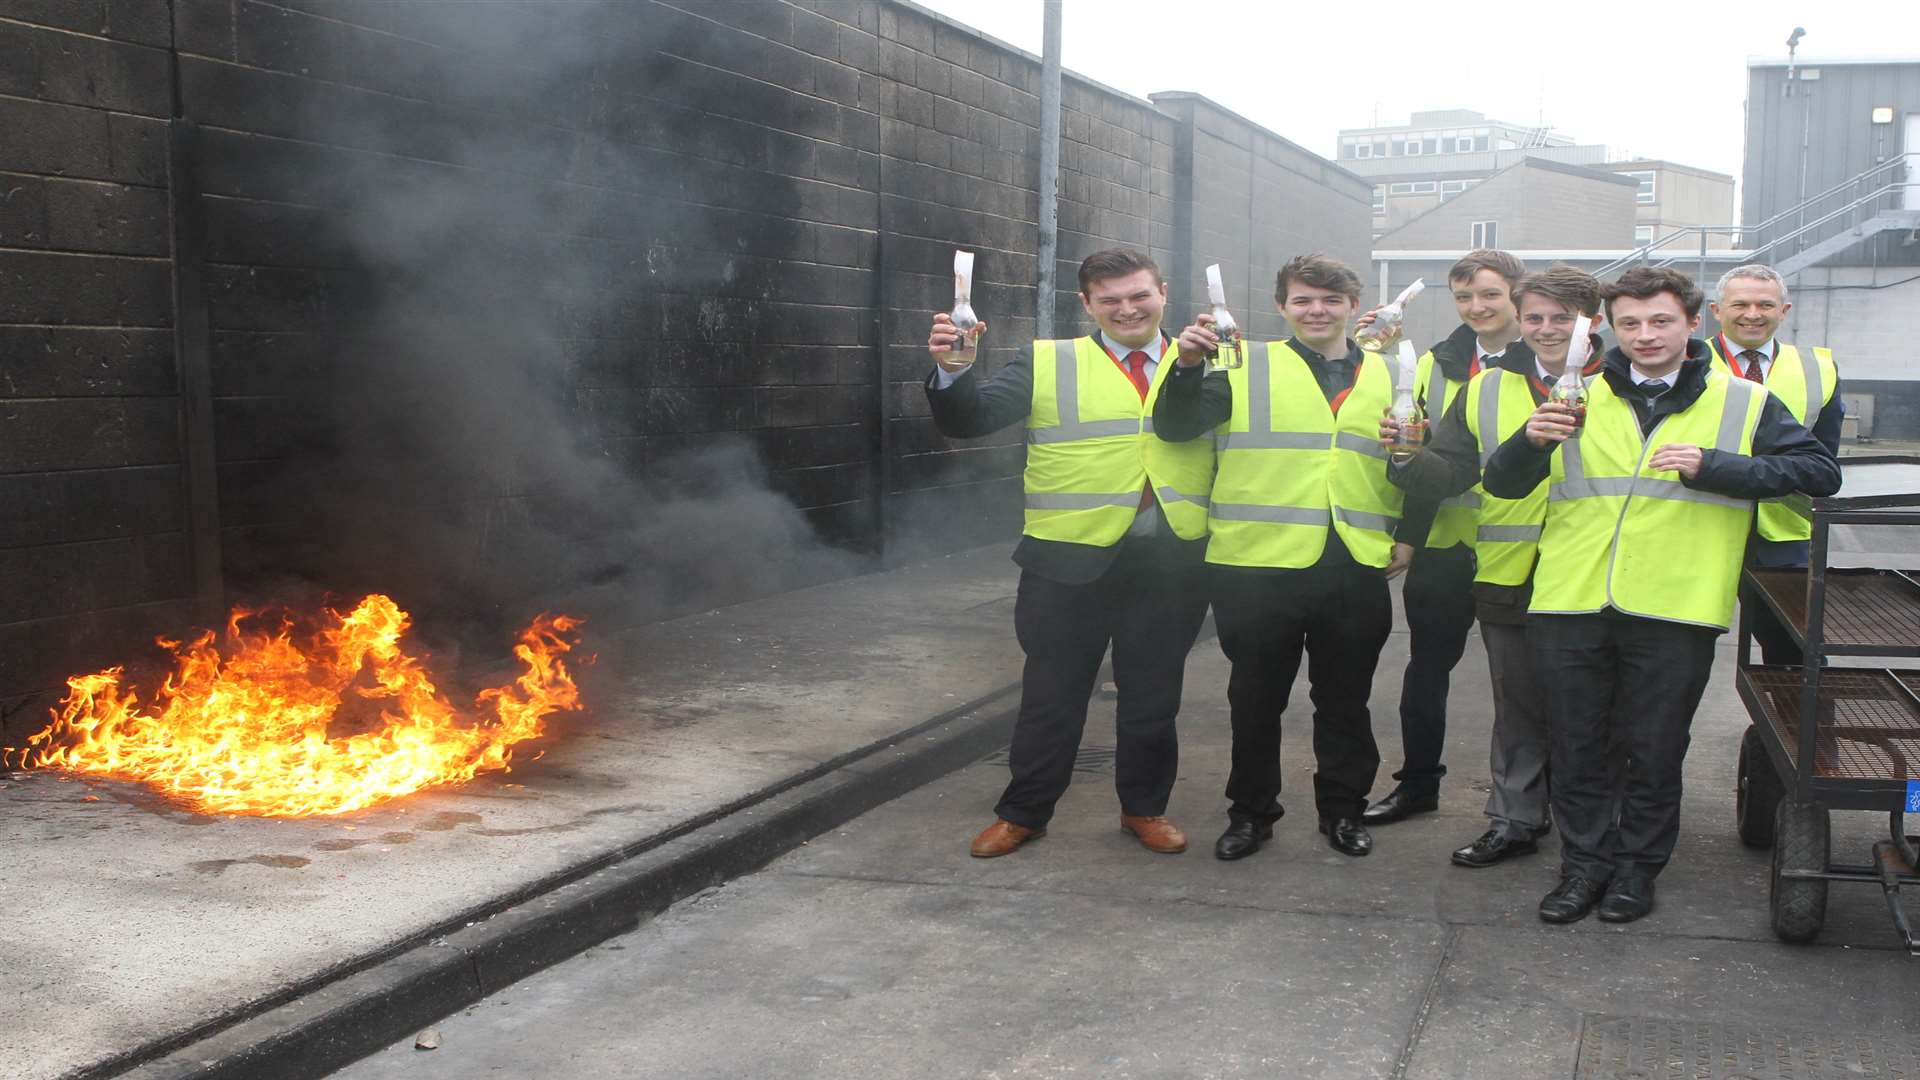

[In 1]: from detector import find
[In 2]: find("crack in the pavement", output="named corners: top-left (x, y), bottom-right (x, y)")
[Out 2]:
top-left (767, 867), bottom-right (1911, 952)
top-left (1390, 924), bottom-right (1459, 1080)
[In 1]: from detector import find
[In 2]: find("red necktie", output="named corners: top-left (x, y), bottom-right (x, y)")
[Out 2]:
top-left (1123, 351), bottom-right (1151, 401)
top-left (1739, 350), bottom-right (1766, 383)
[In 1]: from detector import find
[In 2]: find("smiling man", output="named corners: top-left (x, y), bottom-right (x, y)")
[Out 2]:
top-left (1482, 266), bottom-right (1840, 925)
top-left (1155, 253), bottom-right (1422, 863)
top-left (1707, 264), bottom-right (1844, 666)
top-left (926, 248), bottom-right (1215, 860)
top-left (1365, 249), bottom-right (1526, 830)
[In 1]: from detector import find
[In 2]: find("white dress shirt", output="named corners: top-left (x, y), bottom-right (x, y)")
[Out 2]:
top-left (1726, 337), bottom-right (1778, 380)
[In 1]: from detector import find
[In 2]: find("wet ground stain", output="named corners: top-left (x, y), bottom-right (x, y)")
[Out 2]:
top-left (190, 854), bottom-right (312, 876)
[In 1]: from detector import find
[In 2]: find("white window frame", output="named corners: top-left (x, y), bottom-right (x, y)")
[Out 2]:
top-left (1634, 225), bottom-right (1656, 244)
top-left (1471, 220), bottom-right (1498, 248)
top-left (1355, 143), bottom-right (1373, 158)
top-left (1440, 180), bottom-right (1467, 194)
top-left (1621, 169), bottom-right (1656, 204)
top-left (1372, 185), bottom-right (1386, 213)
top-left (1389, 182), bottom-right (1415, 194)
top-left (1411, 181), bottom-right (1437, 194)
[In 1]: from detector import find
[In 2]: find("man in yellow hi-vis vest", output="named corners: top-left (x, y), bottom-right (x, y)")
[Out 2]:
top-left (1382, 265), bottom-right (1608, 869)
top-left (1707, 264), bottom-right (1845, 666)
top-left (927, 249), bottom-right (1215, 860)
top-left (1483, 267), bottom-right (1839, 925)
top-left (1364, 249), bottom-right (1526, 829)
top-left (1155, 254), bottom-right (1425, 863)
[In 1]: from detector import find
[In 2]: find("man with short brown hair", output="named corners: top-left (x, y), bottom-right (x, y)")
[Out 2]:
top-left (1157, 253), bottom-right (1422, 862)
top-left (927, 247), bottom-right (1214, 859)
top-left (1365, 249), bottom-right (1525, 828)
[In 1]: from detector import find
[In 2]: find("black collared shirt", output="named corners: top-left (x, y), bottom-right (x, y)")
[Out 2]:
top-left (1287, 337), bottom-right (1364, 405)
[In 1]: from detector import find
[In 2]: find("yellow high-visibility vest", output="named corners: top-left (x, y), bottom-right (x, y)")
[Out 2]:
top-left (1024, 337), bottom-right (1215, 545)
top-left (1708, 336), bottom-right (1837, 542)
top-left (1414, 349), bottom-right (1480, 549)
top-left (1530, 369), bottom-right (1768, 630)
top-left (1463, 368), bottom-right (1546, 586)
top-left (1206, 341), bottom-right (1404, 569)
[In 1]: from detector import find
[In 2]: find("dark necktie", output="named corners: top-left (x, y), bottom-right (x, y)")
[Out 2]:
top-left (1123, 351), bottom-right (1151, 401)
top-left (1642, 378), bottom-right (1670, 397)
top-left (1739, 350), bottom-right (1766, 383)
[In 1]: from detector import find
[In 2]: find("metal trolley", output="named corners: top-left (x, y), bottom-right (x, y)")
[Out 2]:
top-left (1734, 456), bottom-right (1920, 953)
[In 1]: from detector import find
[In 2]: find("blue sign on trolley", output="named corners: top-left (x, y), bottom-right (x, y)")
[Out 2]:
top-left (1908, 780), bottom-right (1920, 814)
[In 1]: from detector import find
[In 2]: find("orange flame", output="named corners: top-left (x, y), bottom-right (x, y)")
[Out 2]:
top-left (4, 595), bottom-right (583, 817)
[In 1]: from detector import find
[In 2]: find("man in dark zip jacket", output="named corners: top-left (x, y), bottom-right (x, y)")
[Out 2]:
top-left (1481, 267), bottom-right (1839, 925)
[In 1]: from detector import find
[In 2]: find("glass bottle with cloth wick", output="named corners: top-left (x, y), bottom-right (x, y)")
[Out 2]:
top-left (1357, 278), bottom-right (1425, 353)
top-left (1388, 340), bottom-right (1428, 462)
top-left (1204, 263), bottom-right (1243, 371)
top-left (948, 250), bottom-right (981, 358)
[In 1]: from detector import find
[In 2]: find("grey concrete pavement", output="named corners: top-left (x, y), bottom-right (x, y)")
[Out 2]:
top-left (334, 613), bottom-right (1920, 1080)
top-left (1, 545), bottom-right (1028, 1080)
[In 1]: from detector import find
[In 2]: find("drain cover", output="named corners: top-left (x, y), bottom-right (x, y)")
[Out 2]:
top-left (1575, 1014), bottom-right (1920, 1079)
top-left (978, 744), bottom-right (1117, 775)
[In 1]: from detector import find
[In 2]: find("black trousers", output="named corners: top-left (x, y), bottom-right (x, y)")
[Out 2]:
top-left (1212, 562), bottom-right (1392, 823)
top-left (1740, 577), bottom-right (1805, 667)
top-left (1530, 613), bottom-right (1718, 882)
top-left (993, 538), bottom-right (1210, 829)
top-left (1390, 543), bottom-right (1477, 798)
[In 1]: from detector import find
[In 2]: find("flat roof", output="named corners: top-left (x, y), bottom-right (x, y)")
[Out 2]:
top-left (1748, 55), bottom-right (1920, 68)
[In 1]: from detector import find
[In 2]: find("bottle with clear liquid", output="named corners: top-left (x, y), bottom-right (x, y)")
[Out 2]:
top-left (1356, 278), bottom-right (1425, 353)
top-left (1388, 340), bottom-right (1427, 462)
top-left (1547, 314), bottom-right (1595, 431)
top-left (949, 249), bottom-right (981, 356)
top-left (1204, 264), bottom-right (1243, 371)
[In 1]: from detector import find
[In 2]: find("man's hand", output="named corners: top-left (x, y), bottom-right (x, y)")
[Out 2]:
top-left (1378, 407), bottom-right (1402, 450)
top-left (1524, 402), bottom-right (1581, 448)
top-left (1175, 312), bottom-right (1220, 368)
top-left (929, 312), bottom-right (985, 374)
top-left (1355, 307), bottom-right (1402, 351)
top-left (1385, 542), bottom-right (1415, 580)
top-left (1648, 444), bottom-right (1705, 479)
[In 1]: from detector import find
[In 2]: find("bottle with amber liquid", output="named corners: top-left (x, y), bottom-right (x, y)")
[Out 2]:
top-left (1388, 340), bottom-right (1427, 462)
top-left (1547, 314), bottom-right (1595, 430)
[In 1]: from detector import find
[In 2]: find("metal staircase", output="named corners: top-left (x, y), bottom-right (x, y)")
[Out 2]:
top-left (1595, 155), bottom-right (1919, 285)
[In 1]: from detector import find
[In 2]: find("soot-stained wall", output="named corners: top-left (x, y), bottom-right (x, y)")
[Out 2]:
top-left (0, 0), bottom-right (1370, 725)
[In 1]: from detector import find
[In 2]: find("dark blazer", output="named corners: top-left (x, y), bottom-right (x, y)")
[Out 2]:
top-left (925, 339), bottom-right (1205, 586)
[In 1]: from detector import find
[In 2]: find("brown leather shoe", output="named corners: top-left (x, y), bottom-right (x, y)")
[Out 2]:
top-left (970, 818), bottom-right (1043, 858)
top-left (1120, 815), bottom-right (1188, 854)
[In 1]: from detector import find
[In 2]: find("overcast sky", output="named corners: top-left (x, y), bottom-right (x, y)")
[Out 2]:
top-left (910, 0), bottom-right (1919, 180)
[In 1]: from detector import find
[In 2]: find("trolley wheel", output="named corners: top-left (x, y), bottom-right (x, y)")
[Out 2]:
top-left (1736, 724), bottom-right (1782, 848)
top-left (1769, 798), bottom-right (1830, 944)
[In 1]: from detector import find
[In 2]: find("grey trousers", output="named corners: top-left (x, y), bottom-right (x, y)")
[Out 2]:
top-left (1481, 622), bottom-right (1550, 836)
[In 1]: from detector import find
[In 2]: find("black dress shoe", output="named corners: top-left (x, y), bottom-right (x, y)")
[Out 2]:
top-left (1214, 820), bottom-right (1273, 861)
top-left (1318, 817), bottom-right (1372, 856)
top-left (1361, 788), bottom-right (1439, 825)
top-left (1596, 877), bottom-right (1655, 923)
top-left (1538, 875), bottom-right (1607, 923)
top-left (1450, 828), bottom-right (1538, 869)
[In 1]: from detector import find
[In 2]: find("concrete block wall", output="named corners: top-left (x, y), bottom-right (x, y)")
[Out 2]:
top-left (0, 0), bottom-right (1372, 714)
top-left (0, 3), bottom-right (199, 726)
top-left (1781, 266), bottom-right (1920, 438)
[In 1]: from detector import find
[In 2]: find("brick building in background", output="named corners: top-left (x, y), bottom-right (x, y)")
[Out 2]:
top-left (0, 0), bottom-right (1369, 729)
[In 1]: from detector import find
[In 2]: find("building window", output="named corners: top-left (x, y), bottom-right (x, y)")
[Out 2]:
top-left (1456, 137), bottom-right (1474, 153)
top-left (1391, 137), bottom-right (1406, 156)
top-left (1441, 180), bottom-right (1467, 201)
top-left (1474, 135), bottom-right (1489, 151)
top-left (1424, 138), bottom-right (1440, 154)
top-left (1355, 143), bottom-right (1372, 158)
top-left (1621, 169), bottom-right (1656, 204)
top-left (1372, 185), bottom-right (1386, 213)
top-left (1635, 226), bottom-right (1656, 244)
top-left (1389, 182), bottom-right (1414, 194)
top-left (1471, 221), bottom-right (1498, 248)
top-left (1411, 181), bottom-right (1438, 194)
top-left (1341, 143), bottom-right (1356, 159)
top-left (1374, 139), bottom-right (1388, 157)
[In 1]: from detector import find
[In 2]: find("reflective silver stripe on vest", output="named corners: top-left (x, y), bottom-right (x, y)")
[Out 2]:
top-left (1477, 373), bottom-right (1502, 468)
top-left (1215, 431), bottom-right (1329, 451)
top-left (1210, 503), bottom-right (1332, 525)
top-left (1549, 474), bottom-right (1749, 511)
top-left (1716, 377), bottom-right (1758, 452)
top-left (1477, 523), bottom-right (1542, 543)
top-left (1030, 338), bottom-right (1153, 444)
top-left (1155, 486), bottom-right (1209, 508)
top-left (1026, 492), bottom-right (1142, 510)
top-left (1336, 507), bottom-right (1398, 534)
top-left (1797, 347), bottom-right (1823, 427)
top-left (1335, 431), bottom-right (1389, 460)
top-left (1029, 418), bottom-right (1150, 444)
top-left (1441, 492), bottom-right (1483, 511)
